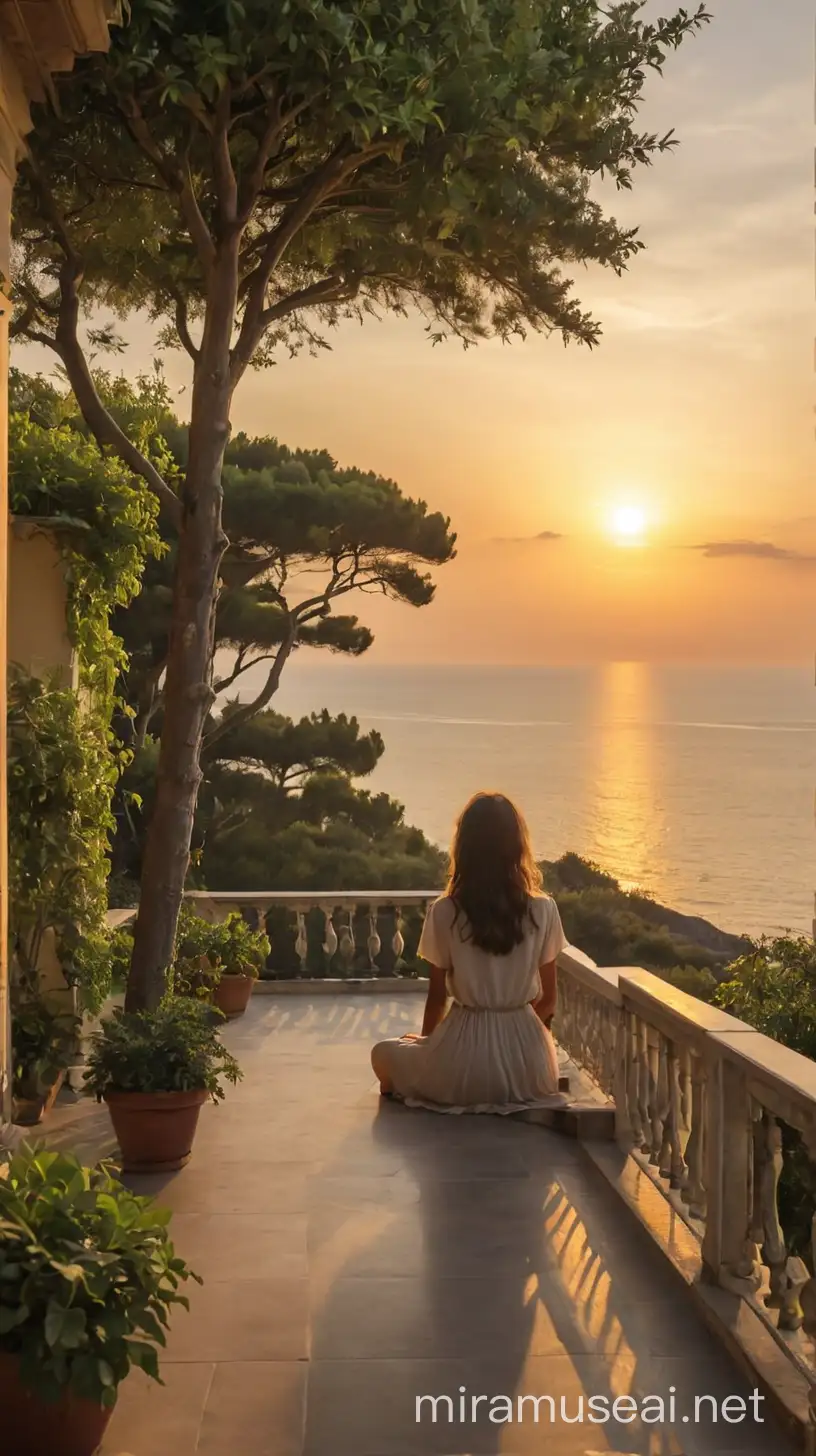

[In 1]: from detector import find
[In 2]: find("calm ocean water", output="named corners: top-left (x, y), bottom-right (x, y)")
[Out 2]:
top-left (269, 662), bottom-right (816, 939)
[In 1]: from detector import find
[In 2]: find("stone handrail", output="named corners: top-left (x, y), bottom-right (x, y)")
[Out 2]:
top-left (554, 948), bottom-right (816, 1389)
top-left (182, 889), bottom-right (441, 977)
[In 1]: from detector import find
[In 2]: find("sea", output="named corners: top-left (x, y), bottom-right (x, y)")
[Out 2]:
top-left (268, 662), bottom-right (816, 941)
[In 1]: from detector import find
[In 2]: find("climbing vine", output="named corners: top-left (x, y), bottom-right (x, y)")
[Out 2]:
top-left (8, 381), bottom-right (166, 1011)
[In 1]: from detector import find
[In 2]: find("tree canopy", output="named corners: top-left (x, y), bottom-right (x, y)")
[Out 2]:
top-left (111, 703), bottom-right (444, 897)
top-left (13, 0), bottom-right (710, 376)
top-left (116, 410), bottom-right (456, 747)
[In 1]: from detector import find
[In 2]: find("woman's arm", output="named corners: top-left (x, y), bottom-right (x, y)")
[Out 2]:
top-left (420, 964), bottom-right (448, 1037)
top-left (533, 960), bottom-right (557, 1029)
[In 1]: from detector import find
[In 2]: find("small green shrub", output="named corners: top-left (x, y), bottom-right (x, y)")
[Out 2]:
top-left (212, 911), bottom-right (270, 979)
top-left (714, 936), bottom-right (816, 1057)
top-left (83, 998), bottom-right (242, 1101)
top-left (11, 998), bottom-right (79, 1100)
top-left (172, 954), bottom-right (221, 1002)
top-left (174, 903), bottom-right (223, 966)
top-left (0, 1147), bottom-right (199, 1407)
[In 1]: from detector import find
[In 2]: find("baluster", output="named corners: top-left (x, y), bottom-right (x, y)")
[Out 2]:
top-left (665, 1042), bottom-right (686, 1189)
top-left (626, 1012), bottom-right (645, 1150)
top-left (603, 1003), bottom-right (620, 1099)
top-left (782, 1257), bottom-right (810, 1333)
top-left (759, 1112), bottom-right (797, 1324)
top-left (679, 1047), bottom-right (691, 1136)
top-left (367, 907), bottom-right (381, 971)
top-left (642, 1024), bottom-right (659, 1160)
top-left (392, 909), bottom-right (405, 969)
top-left (322, 906), bottom-right (338, 964)
top-left (654, 1035), bottom-right (671, 1174)
top-left (682, 1052), bottom-right (707, 1219)
top-left (733, 1106), bottom-right (764, 1279)
top-left (339, 909), bottom-right (355, 971)
top-left (294, 911), bottom-right (308, 977)
top-left (801, 1205), bottom-right (816, 1333)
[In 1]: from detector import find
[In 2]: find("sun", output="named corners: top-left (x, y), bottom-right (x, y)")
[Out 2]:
top-left (608, 504), bottom-right (647, 545)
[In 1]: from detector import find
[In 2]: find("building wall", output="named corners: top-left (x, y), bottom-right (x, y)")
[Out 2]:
top-left (8, 521), bottom-right (77, 688)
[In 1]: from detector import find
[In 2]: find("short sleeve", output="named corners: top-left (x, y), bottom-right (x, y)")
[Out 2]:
top-left (540, 898), bottom-right (567, 964)
top-left (417, 898), bottom-right (453, 970)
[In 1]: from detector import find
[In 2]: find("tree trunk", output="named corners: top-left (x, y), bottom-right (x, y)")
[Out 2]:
top-left (125, 248), bottom-right (237, 1012)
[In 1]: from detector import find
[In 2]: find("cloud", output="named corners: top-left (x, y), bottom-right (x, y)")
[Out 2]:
top-left (493, 530), bottom-right (563, 544)
top-left (692, 539), bottom-right (816, 564)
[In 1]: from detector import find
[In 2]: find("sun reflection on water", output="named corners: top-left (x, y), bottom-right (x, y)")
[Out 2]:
top-left (590, 662), bottom-right (663, 896)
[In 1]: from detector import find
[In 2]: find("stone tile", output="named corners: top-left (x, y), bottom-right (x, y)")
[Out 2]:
top-left (102, 1362), bottom-right (213, 1456)
top-left (645, 1357), bottom-right (787, 1453)
top-left (307, 1201), bottom-right (564, 1281)
top-left (128, 1163), bottom-right (316, 1214)
top-left (164, 1277), bottom-right (309, 1362)
top-left (168, 1213), bottom-right (309, 1280)
top-left (197, 1362), bottom-right (306, 1455)
top-left (303, 1353), bottom-right (644, 1455)
top-left (308, 1172), bottom-right (423, 1208)
top-left (305, 1348), bottom-right (790, 1456)
top-left (310, 1275), bottom-right (586, 1361)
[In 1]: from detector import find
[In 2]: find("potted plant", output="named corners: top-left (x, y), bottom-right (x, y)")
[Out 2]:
top-left (172, 952), bottom-right (221, 1005)
top-left (0, 1145), bottom-right (199, 1456)
top-left (212, 911), bottom-right (270, 1018)
top-left (84, 997), bottom-right (242, 1173)
top-left (172, 903), bottom-right (224, 1002)
top-left (11, 996), bottom-right (80, 1126)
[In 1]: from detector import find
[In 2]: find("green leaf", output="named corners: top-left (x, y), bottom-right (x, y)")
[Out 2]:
top-left (126, 1339), bottom-right (161, 1381)
top-left (0, 1304), bottom-right (29, 1333)
top-left (45, 1302), bottom-right (87, 1350)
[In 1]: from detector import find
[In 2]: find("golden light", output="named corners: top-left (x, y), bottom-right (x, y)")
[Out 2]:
top-left (609, 504), bottom-right (647, 545)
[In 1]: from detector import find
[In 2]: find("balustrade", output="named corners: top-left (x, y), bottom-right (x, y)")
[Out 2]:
top-left (554, 945), bottom-right (816, 1399)
top-left (183, 890), bottom-right (436, 981)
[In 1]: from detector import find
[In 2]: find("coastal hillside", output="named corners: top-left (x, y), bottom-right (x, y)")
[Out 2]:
top-left (543, 853), bottom-right (750, 995)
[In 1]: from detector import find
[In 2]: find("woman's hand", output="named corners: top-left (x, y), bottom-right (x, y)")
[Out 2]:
top-left (401, 1032), bottom-right (424, 1042)
top-left (421, 964), bottom-right (449, 1037)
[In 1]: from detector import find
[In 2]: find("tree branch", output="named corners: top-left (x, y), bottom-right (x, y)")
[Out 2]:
top-left (256, 274), bottom-right (359, 332)
top-left (203, 631), bottom-right (298, 751)
top-left (19, 158), bottom-right (182, 525)
top-left (118, 96), bottom-right (217, 274)
top-left (171, 286), bottom-right (199, 361)
top-left (230, 138), bottom-right (395, 380)
top-left (230, 157), bottom-right (350, 378)
top-left (212, 83), bottom-right (238, 229)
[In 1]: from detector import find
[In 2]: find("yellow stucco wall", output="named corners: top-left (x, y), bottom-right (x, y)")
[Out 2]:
top-left (8, 520), bottom-right (77, 688)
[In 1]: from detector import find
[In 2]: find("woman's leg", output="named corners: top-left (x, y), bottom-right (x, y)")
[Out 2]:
top-left (371, 1041), bottom-right (395, 1095)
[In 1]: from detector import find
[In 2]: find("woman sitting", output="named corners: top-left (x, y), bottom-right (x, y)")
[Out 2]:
top-left (371, 791), bottom-right (567, 1114)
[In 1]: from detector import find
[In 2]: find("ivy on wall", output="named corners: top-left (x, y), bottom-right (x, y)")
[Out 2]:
top-left (8, 397), bottom-right (164, 1012)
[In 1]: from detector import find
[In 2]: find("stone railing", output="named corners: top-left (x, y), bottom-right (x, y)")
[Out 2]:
top-left (183, 890), bottom-right (439, 980)
top-left (555, 947), bottom-right (816, 1394)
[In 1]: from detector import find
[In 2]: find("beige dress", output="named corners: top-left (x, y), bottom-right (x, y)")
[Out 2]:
top-left (371, 894), bottom-right (566, 1114)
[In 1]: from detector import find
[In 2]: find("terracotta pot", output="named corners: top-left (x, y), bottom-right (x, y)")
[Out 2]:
top-left (213, 972), bottom-right (256, 1018)
top-left (13, 1070), bottom-right (65, 1127)
top-left (104, 1088), bottom-right (209, 1173)
top-left (0, 1353), bottom-right (114, 1456)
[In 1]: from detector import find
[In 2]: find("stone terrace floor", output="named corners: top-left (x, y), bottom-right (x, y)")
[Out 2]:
top-left (45, 994), bottom-right (798, 1456)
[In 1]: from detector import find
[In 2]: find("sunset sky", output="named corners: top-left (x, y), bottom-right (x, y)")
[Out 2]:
top-left (16, 0), bottom-right (816, 664)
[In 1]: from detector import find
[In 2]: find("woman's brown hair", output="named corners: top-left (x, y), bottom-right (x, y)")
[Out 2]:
top-left (446, 792), bottom-right (543, 955)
